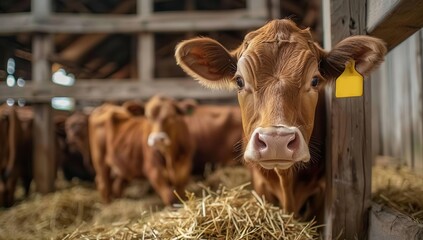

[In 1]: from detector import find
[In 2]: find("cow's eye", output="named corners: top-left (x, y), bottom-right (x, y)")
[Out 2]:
top-left (236, 76), bottom-right (245, 90)
top-left (311, 76), bottom-right (319, 87)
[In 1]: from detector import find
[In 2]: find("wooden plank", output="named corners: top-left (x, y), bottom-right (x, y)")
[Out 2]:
top-left (372, 32), bottom-right (423, 169)
top-left (324, 0), bottom-right (372, 239)
top-left (367, 0), bottom-right (423, 50)
top-left (246, 0), bottom-right (267, 18)
top-left (138, 34), bottom-right (154, 82)
top-left (370, 62), bottom-right (382, 163)
top-left (32, 103), bottom-right (56, 193)
top-left (137, 0), bottom-right (154, 83)
top-left (269, 0), bottom-right (281, 19)
top-left (0, 79), bottom-right (236, 102)
top-left (0, 11), bottom-right (266, 34)
top-left (369, 203), bottom-right (423, 240)
top-left (138, 0), bottom-right (152, 18)
top-left (31, 0), bottom-right (55, 194)
top-left (415, 31), bottom-right (423, 172)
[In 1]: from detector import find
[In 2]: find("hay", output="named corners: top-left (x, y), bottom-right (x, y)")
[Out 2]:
top-left (62, 183), bottom-right (320, 240)
top-left (0, 182), bottom-right (161, 240)
top-left (372, 164), bottom-right (423, 223)
top-left (0, 186), bottom-right (100, 240)
top-left (0, 166), bottom-right (318, 239)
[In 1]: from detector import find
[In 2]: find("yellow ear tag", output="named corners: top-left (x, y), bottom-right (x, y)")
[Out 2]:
top-left (335, 60), bottom-right (363, 98)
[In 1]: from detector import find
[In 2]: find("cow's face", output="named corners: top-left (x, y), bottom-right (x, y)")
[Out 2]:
top-left (176, 19), bottom-right (386, 170)
top-left (145, 96), bottom-right (189, 151)
top-left (65, 112), bottom-right (89, 151)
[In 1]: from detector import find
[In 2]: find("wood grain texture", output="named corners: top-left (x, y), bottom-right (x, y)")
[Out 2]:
top-left (0, 80), bottom-right (236, 102)
top-left (369, 204), bottom-right (423, 240)
top-left (31, 0), bottom-right (56, 194)
top-left (371, 31), bottom-right (423, 173)
top-left (325, 0), bottom-right (372, 239)
top-left (367, 0), bottom-right (423, 50)
top-left (0, 11), bottom-right (267, 34)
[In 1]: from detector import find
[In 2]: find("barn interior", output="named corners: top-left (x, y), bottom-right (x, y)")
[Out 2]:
top-left (0, 0), bottom-right (422, 239)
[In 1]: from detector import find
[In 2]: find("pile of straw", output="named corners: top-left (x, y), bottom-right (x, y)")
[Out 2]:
top-left (63, 183), bottom-right (320, 240)
top-left (0, 186), bottom-right (101, 240)
top-left (372, 164), bottom-right (423, 223)
top-left (0, 182), bottom-right (161, 240)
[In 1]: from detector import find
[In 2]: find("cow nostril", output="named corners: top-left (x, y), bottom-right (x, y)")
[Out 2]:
top-left (287, 133), bottom-right (299, 151)
top-left (255, 133), bottom-right (267, 150)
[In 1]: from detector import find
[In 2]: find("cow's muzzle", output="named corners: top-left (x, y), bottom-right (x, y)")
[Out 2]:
top-left (148, 132), bottom-right (171, 147)
top-left (244, 125), bottom-right (310, 169)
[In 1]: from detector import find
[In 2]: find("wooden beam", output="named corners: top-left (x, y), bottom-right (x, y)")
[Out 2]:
top-left (369, 204), bottom-right (423, 240)
top-left (137, 0), bottom-right (154, 82)
top-left (324, 0), bottom-right (372, 239)
top-left (31, 0), bottom-right (55, 194)
top-left (0, 79), bottom-right (236, 102)
top-left (367, 0), bottom-right (423, 50)
top-left (0, 11), bottom-right (266, 34)
top-left (246, 0), bottom-right (267, 18)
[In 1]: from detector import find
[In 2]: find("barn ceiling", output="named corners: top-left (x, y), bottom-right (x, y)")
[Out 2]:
top-left (0, 0), bottom-right (321, 82)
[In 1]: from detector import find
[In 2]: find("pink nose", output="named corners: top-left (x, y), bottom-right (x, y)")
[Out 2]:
top-left (244, 126), bottom-right (310, 169)
top-left (252, 126), bottom-right (299, 160)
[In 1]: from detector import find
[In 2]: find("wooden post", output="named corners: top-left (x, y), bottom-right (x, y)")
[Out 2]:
top-left (138, 0), bottom-right (154, 82)
top-left (324, 0), bottom-right (372, 239)
top-left (246, 0), bottom-right (267, 18)
top-left (32, 0), bottom-right (55, 193)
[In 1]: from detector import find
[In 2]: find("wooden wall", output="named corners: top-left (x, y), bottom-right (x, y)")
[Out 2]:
top-left (371, 29), bottom-right (423, 173)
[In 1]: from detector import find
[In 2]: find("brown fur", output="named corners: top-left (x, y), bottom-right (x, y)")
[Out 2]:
top-left (175, 19), bottom-right (386, 221)
top-left (182, 103), bottom-right (243, 174)
top-left (89, 97), bottom-right (194, 205)
top-left (0, 105), bottom-right (33, 207)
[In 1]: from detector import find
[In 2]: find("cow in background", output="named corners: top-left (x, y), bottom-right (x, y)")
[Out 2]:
top-left (0, 105), bottom-right (32, 207)
top-left (55, 112), bottom-right (94, 181)
top-left (175, 19), bottom-right (386, 221)
top-left (90, 96), bottom-right (194, 205)
top-left (180, 99), bottom-right (243, 174)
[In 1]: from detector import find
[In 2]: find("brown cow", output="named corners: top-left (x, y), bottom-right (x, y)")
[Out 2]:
top-left (0, 105), bottom-right (32, 207)
top-left (175, 19), bottom-right (386, 220)
top-left (58, 100), bottom-right (145, 181)
top-left (89, 96), bottom-right (194, 205)
top-left (181, 100), bottom-right (244, 174)
top-left (54, 112), bottom-right (94, 181)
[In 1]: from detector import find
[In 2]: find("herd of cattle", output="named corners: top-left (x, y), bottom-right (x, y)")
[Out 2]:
top-left (1, 19), bottom-right (387, 225)
top-left (0, 96), bottom-right (243, 207)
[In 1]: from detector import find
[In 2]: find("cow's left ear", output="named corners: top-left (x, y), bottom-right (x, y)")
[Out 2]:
top-left (318, 35), bottom-right (387, 80)
top-left (175, 98), bottom-right (198, 115)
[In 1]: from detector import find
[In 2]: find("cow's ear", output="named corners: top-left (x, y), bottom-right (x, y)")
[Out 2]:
top-left (177, 98), bottom-right (198, 115)
top-left (122, 100), bottom-right (144, 116)
top-left (318, 36), bottom-right (387, 80)
top-left (175, 37), bottom-right (238, 89)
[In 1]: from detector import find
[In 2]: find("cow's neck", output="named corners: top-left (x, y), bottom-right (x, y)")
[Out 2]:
top-left (274, 168), bottom-right (295, 212)
top-left (273, 89), bottom-right (326, 214)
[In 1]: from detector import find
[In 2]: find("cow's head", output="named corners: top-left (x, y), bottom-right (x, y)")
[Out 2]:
top-left (145, 95), bottom-right (192, 151)
top-left (176, 19), bottom-right (386, 170)
top-left (65, 112), bottom-right (89, 152)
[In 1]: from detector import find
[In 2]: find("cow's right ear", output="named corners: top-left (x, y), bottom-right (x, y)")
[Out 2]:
top-left (175, 37), bottom-right (238, 89)
top-left (122, 100), bottom-right (145, 116)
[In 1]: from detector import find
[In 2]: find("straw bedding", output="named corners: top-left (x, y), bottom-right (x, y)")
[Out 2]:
top-left (372, 163), bottom-right (423, 224)
top-left (1, 162), bottom-right (422, 240)
top-left (0, 166), bottom-right (321, 240)
top-left (62, 184), bottom-right (320, 240)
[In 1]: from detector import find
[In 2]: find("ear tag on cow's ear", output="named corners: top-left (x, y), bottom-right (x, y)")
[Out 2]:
top-left (335, 60), bottom-right (363, 98)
